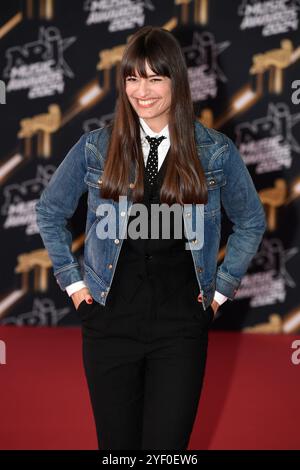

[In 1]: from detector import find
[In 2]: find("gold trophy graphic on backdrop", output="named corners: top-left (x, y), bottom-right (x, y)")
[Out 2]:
top-left (18, 104), bottom-right (61, 158)
top-left (0, 234), bottom-right (85, 320)
top-left (0, 0), bottom-right (55, 39)
top-left (175, 0), bottom-right (209, 25)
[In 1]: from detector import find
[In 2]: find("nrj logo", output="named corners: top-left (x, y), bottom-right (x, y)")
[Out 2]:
top-left (3, 27), bottom-right (76, 99)
top-left (0, 80), bottom-right (6, 104)
top-left (83, 0), bottom-right (154, 30)
top-left (0, 340), bottom-right (6, 365)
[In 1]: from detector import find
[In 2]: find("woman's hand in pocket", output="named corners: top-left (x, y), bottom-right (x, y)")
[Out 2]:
top-left (197, 293), bottom-right (219, 317)
top-left (71, 287), bottom-right (93, 310)
top-left (210, 299), bottom-right (220, 317)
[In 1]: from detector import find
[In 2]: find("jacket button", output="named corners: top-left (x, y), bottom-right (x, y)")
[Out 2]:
top-left (129, 183), bottom-right (135, 189)
top-left (197, 266), bottom-right (203, 272)
top-left (192, 239), bottom-right (198, 244)
top-left (98, 179), bottom-right (103, 185)
top-left (208, 179), bottom-right (216, 186)
top-left (108, 264), bottom-right (113, 269)
top-left (114, 239), bottom-right (120, 244)
top-left (120, 211), bottom-right (126, 217)
top-left (100, 291), bottom-right (106, 297)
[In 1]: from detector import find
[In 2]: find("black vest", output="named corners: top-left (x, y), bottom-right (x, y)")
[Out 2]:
top-left (110, 151), bottom-right (197, 305)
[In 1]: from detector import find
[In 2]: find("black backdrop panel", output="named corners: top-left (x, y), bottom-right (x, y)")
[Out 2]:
top-left (0, 0), bottom-right (299, 332)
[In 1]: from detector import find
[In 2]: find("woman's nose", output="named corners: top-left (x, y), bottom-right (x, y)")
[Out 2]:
top-left (137, 80), bottom-right (150, 96)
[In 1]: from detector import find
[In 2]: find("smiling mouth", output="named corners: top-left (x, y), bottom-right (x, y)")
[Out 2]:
top-left (136, 98), bottom-right (159, 107)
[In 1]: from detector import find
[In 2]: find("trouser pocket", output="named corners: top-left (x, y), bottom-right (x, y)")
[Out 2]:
top-left (77, 300), bottom-right (97, 321)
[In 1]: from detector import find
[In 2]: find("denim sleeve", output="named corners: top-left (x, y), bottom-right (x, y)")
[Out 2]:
top-left (35, 132), bottom-right (89, 291)
top-left (215, 135), bottom-right (267, 300)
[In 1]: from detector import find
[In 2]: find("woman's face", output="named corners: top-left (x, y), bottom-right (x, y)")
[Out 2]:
top-left (125, 61), bottom-right (172, 131)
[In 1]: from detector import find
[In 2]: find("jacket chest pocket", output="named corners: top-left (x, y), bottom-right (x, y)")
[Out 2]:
top-left (204, 169), bottom-right (226, 216)
top-left (84, 167), bottom-right (103, 213)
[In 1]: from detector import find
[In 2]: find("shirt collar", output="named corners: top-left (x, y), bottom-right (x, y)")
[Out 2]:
top-left (139, 117), bottom-right (169, 143)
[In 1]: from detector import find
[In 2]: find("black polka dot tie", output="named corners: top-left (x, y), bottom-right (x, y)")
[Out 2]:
top-left (145, 135), bottom-right (166, 185)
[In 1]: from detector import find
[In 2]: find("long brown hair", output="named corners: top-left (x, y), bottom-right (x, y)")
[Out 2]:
top-left (100, 26), bottom-right (208, 206)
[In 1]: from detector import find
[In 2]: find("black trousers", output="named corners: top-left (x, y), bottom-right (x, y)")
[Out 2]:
top-left (79, 252), bottom-right (214, 450)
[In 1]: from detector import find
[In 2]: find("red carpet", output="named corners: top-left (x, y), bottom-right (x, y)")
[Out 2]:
top-left (0, 326), bottom-right (299, 450)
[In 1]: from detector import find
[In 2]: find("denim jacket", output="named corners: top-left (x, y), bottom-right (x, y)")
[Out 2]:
top-left (35, 120), bottom-right (267, 310)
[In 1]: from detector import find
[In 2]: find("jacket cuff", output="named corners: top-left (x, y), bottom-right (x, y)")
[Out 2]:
top-left (215, 268), bottom-right (240, 300)
top-left (54, 263), bottom-right (84, 291)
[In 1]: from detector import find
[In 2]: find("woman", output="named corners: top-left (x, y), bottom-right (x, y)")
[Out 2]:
top-left (35, 26), bottom-right (266, 450)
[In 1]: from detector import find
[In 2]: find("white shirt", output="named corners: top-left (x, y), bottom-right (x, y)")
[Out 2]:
top-left (66, 117), bottom-right (228, 307)
top-left (139, 117), bottom-right (170, 171)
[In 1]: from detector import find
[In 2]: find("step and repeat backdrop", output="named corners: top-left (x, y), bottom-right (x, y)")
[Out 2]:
top-left (0, 0), bottom-right (299, 332)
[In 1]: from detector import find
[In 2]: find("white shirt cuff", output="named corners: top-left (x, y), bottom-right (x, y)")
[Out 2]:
top-left (214, 290), bottom-right (228, 306)
top-left (65, 280), bottom-right (87, 297)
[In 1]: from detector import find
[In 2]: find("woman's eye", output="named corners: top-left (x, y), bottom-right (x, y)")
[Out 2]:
top-left (126, 77), bottom-right (162, 82)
